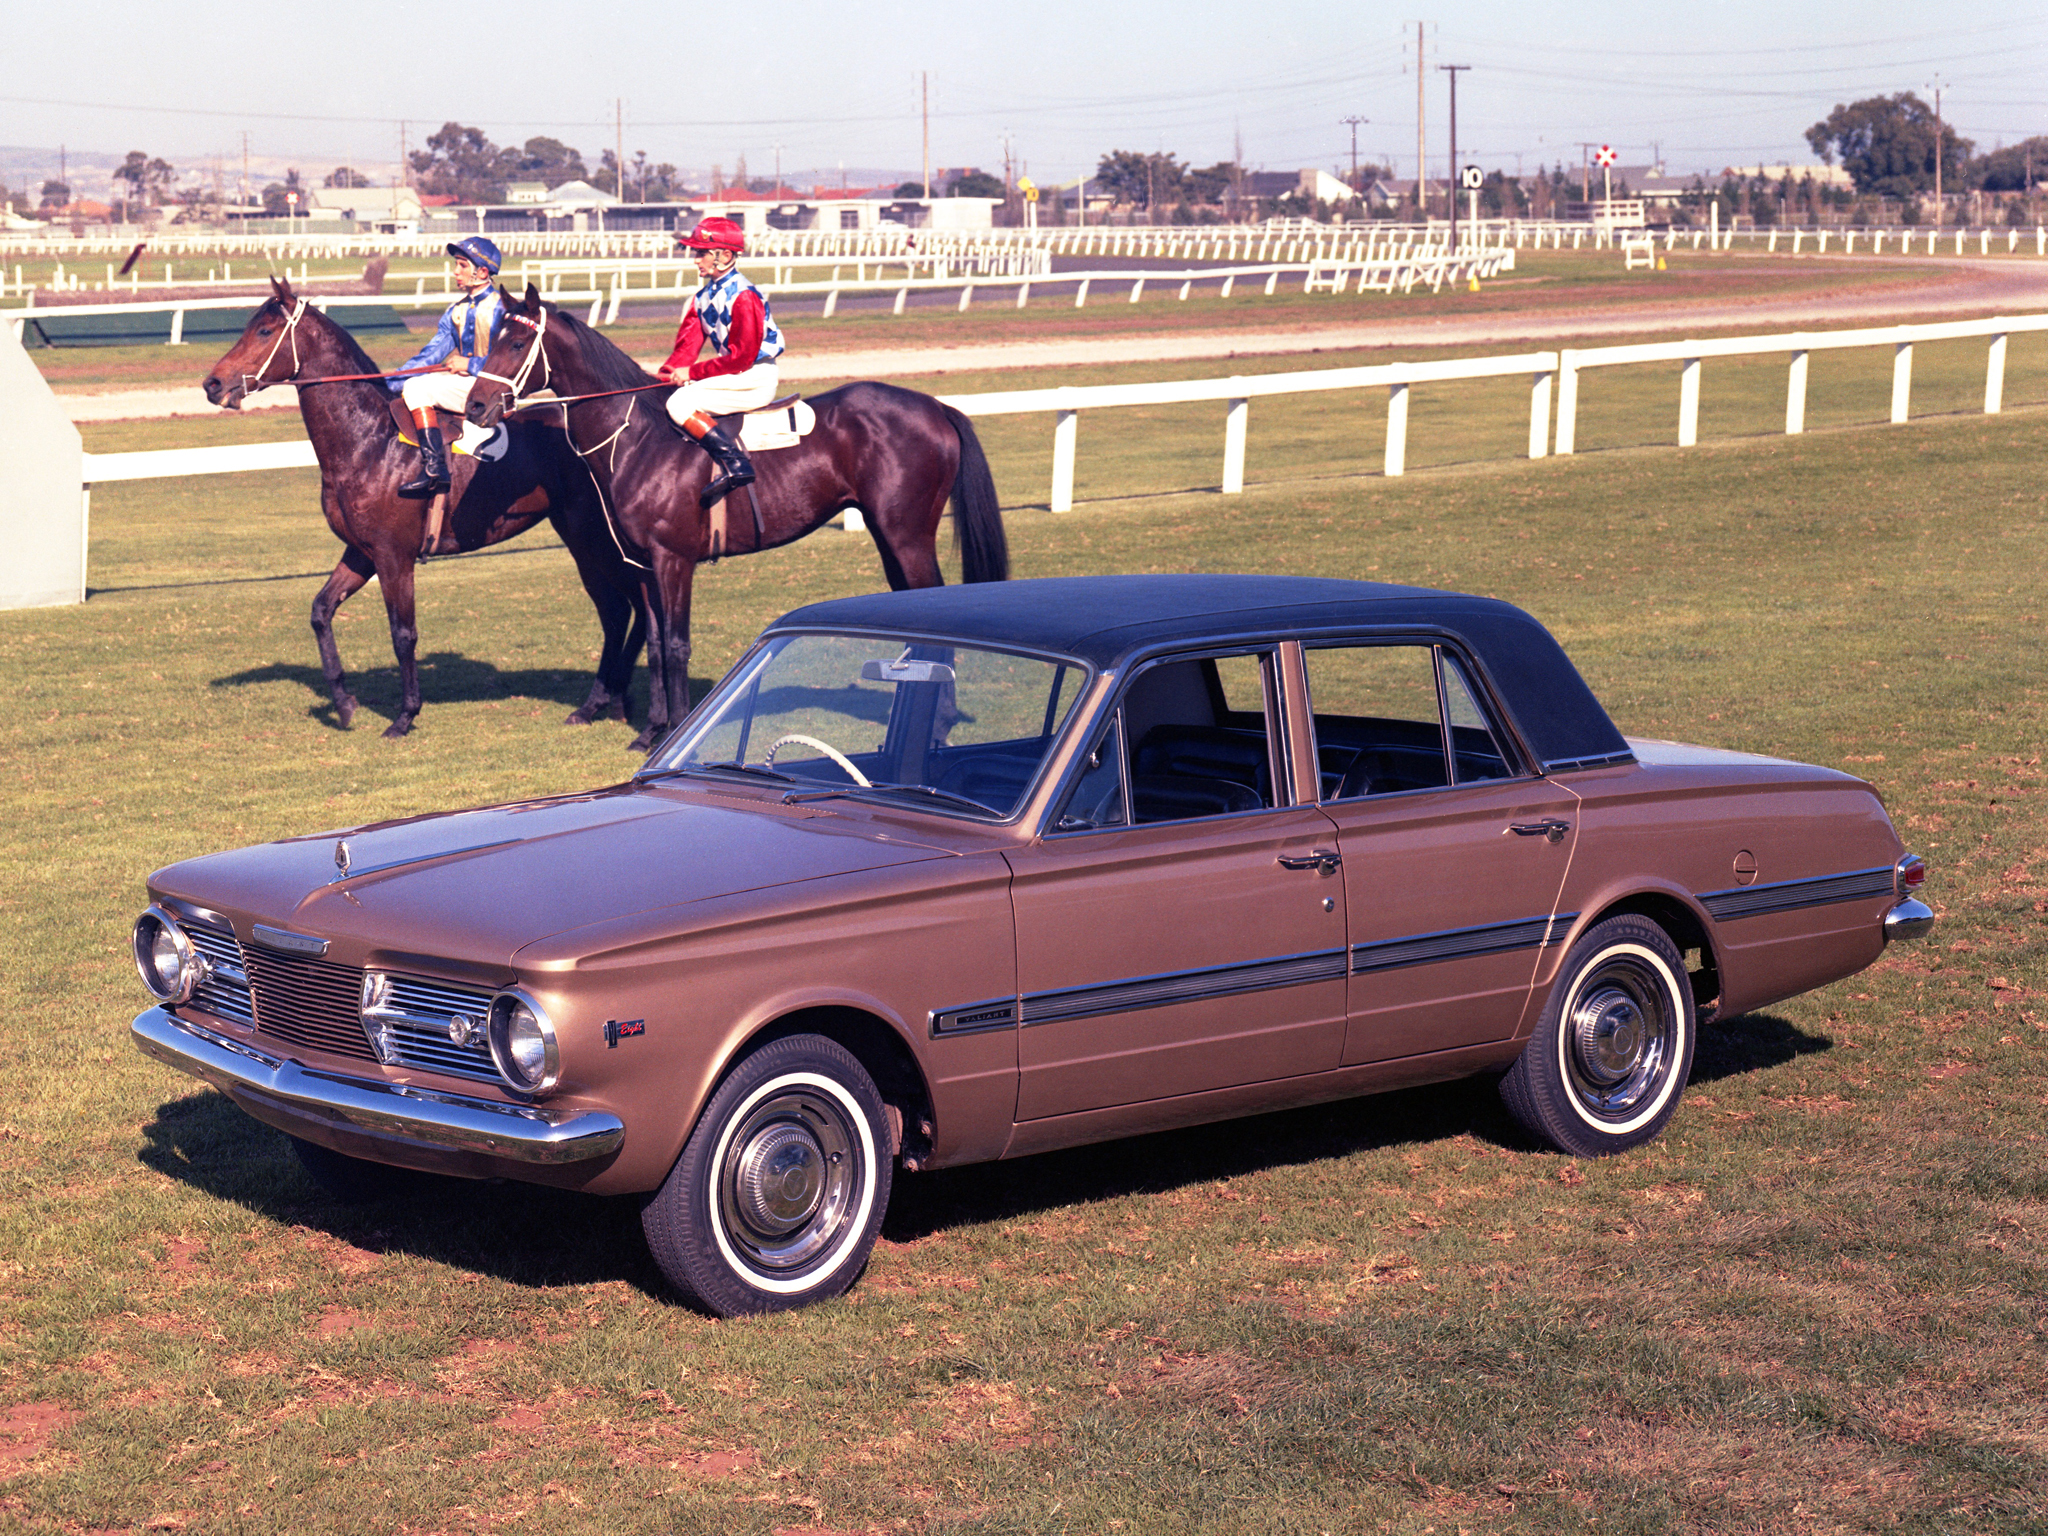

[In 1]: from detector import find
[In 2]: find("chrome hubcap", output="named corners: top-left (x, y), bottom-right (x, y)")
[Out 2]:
top-left (717, 1088), bottom-right (857, 1274)
top-left (1564, 957), bottom-right (1673, 1119)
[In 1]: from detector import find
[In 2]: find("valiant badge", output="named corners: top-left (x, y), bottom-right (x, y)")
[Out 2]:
top-left (334, 839), bottom-right (352, 876)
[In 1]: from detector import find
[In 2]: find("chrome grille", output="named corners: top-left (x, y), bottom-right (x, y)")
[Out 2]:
top-left (367, 975), bottom-right (499, 1083)
top-left (184, 919), bottom-right (254, 1026)
top-left (243, 949), bottom-right (377, 1063)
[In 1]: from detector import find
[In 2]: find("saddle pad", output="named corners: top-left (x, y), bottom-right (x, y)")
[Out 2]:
top-left (739, 398), bottom-right (816, 453)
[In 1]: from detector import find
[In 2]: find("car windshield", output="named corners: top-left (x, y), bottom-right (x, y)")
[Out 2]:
top-left (642, 632), bottom-right (1090, 819)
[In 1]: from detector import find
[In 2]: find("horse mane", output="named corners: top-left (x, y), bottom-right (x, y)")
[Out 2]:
top-left (263, 286), bottom-right (380, 377)
top-left (548, 303), bottom-right (658, 392)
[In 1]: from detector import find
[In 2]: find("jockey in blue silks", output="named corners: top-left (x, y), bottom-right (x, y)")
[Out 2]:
top-left (390, 235), bottom-right (507, 498)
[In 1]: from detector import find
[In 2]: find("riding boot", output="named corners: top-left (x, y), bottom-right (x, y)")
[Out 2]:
top-left (399, 425), bottom-right (451, 498)
top-left (694, 422), bottom-right (756, 510)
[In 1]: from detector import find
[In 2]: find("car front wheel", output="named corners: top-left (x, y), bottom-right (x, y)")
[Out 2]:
top-left (1500, 914), bottom-right (1695, 1157)
top-left (642, 1034), bottom-right (893, 1316)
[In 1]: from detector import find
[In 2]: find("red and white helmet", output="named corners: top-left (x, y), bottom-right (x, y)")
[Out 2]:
top-left (682, 216), bottom-right (745, 254)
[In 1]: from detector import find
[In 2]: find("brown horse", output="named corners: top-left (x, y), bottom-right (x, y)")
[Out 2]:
top-left (466, 284), bottom-right (1007, 749)
top-left (202, 277), bottom-right (646, 739)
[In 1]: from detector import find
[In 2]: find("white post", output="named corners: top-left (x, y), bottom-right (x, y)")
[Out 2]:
top-left (1219, 274), bottom-right (1234, 298)
top-left (168, 308), bottom-right (185, 346)
top-left (1016, 282), bottom-right (1030, 309)
top-left (958, 282), bottom-right (973, 312)
top-left (1128, 277), bottom-right (1145, 303)
top-left (1554, 352), bottom-right (1580, 456)
top-left (1677, 357), bottom-right (1700, 447)
top-left (1263, 270), bottom-right (1278, 296)
top-left (1222, 396), bottom-right (1248, 494)
top-left (1384, 382), bottom-right (1409, 477)
top-left (1528, 370), bottom-right (1552, 459)
top-left (1891, 342), bottom-right (1913, 424)
top-left (1074, 278), bottom-right (1090, 309)
top-left (1985, 333), bottom-right (2008, 414)
top-left (1785, 349), bottom-right (1809, 435)
top-left (892, 286), bottom-right (907, 315)
top-left (1051, 408), bottom-right (1078, 512)
top-left (822, 288), bottom-right (839, 319)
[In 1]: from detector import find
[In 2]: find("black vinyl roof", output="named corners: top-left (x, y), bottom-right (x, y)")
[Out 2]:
top-left (772, 576), bottom-right (1631, 772)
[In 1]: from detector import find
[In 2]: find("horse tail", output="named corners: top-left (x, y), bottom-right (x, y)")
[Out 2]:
top-left (943, 404), bottom-right (1009, 583)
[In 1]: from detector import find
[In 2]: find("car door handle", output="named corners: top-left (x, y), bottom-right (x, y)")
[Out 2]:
top-left (1277, 849), bottom-right (1342, 876)
top-left (1507, 819), bottom-right (1570, 844)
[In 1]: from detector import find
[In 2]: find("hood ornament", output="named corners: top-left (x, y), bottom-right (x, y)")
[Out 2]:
top-left (334, 838), bottom-right (352, 876)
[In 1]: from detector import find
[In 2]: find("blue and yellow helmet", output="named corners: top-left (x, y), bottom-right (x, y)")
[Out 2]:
top-left (446, 236), bottom-right (503, 275)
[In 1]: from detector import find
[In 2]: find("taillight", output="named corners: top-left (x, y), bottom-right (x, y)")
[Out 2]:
top-left (1895, 855), bottom-right (1926, 897)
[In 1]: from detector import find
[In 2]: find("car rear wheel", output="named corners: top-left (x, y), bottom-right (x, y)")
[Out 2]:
top-left (642, 1034), bottom-right (892, 1317)
top-left (1500, 915), bottom-right (1695, 1157)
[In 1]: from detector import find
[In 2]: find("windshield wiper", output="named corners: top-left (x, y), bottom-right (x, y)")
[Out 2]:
top-left (782, 781), bottom-right (1000, 817)
top-left (636, 760), bottom-right (794, 785)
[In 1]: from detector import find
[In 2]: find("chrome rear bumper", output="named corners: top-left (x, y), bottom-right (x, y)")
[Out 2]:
top-left (131, 1005), bottom-right (624, 1167)
top-left (1883, 898), bottom-right (1935, 943)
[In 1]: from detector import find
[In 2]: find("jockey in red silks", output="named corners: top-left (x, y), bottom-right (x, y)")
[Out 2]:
top-left (390, 235), bottom-right (508, 497)
top-left (659, 216), bottom-right (785, 508)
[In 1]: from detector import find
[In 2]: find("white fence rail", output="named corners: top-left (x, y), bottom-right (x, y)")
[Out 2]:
top-left (72, 312), bottom-right (2045, 557)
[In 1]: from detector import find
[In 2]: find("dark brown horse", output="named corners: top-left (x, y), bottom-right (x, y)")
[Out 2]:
top-left (202, 278), bottom-right (646, 739)
top-left (466, 284), bottom-right (1007, 748)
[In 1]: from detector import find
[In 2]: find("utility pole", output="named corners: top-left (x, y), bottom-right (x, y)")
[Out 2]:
top-left (1340, 115), bottom-right (1369, 191)
top-left (773, 143), bottom-right (784, 199)
top-left (238, 134), bottom-right (248, 208)
top-left (921, 72), bottom-right (930, 199)
top-left (1414, 22), bottom-right (1426, 221)
top-left (615, 99), bottom-right (625, 200)
top-left (1928, 77), bottom-right (1944, 227)
top-left (1576, 142), bottom-right (1600, 205)
top-left (1439, 64), bottom-right (1467, 248)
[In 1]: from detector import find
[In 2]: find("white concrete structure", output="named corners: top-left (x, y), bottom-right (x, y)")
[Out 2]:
top-left (0, 328), bottom-right (84, 608)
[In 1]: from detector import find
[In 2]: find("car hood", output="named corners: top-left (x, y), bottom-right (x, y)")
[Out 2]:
top-left (149, 783), bottom-right (960, 964)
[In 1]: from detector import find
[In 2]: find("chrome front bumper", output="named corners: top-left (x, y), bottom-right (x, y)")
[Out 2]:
top-left (132, 1005), bottom-right (625, 1168)
top-left (1884, 898), bottom-right (1935, 943)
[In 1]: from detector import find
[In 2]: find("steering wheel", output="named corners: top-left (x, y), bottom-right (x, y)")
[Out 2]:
top-left (764, 734), bottom-right (871, 787)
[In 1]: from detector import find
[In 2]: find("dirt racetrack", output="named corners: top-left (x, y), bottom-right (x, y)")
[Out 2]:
top-left (50, 253), bottom-right (2048, 423)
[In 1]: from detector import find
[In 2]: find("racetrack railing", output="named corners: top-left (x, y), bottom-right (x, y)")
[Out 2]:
top-left (68, 310), bottom-right (2048, 549)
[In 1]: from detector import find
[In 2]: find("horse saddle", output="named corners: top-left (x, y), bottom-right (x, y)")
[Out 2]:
top-left (737, 395), bottom-right (816, 453)
top-left (388, 398), bottom-right (509, 463)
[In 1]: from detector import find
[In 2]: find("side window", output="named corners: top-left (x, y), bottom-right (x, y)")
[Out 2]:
top-left (1306, 643), bottom-right (1516, 799)
top-left (1441, 653), bottom-right (1513, 783)
top-left (1053, 652), bottom-right (1281, 828)
top-left (1055, 712), bottom-right (1127, 831)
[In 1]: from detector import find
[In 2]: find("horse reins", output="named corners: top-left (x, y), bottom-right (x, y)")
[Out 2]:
top-left (240, 297), bottom-right (446, 393)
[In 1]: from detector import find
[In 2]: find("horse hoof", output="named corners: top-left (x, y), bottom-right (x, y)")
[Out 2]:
top-left (382, 718), bottom-right (414, 740)
top-left (336, 696), bottom-right (358, 729)
top-left (564, 706), bottom-right (596, 726)
top-left (628, 728), bottom-right (658, 754)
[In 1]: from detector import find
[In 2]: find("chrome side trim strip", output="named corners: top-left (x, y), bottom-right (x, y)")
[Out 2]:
top-left (1352, 911), bottom-right (1574, 975)
top-left (930, 997), bottom-right (1020, 1038)
top-left (1018, 948), bottom-right (1349, 1028)
top-left (1699, 866), bottom-right (1893, 922)
top-left (131, 1006), bottom-right (624, 1166)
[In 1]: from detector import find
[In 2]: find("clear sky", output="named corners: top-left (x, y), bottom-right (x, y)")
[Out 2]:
top-left (2, 1), bottom-right (2042, 194)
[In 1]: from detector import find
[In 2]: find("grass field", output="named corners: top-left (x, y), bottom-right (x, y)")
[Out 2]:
top-left (2, 285), bottom-right (2046, 1533)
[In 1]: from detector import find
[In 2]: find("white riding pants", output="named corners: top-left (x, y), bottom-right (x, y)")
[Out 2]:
top-left (665, 362), bottom-right (780, 426)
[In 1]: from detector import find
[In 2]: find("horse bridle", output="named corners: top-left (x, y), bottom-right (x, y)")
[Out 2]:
top-left (475, 309), bottom-right (552, 418)
top-left (240, 297), bottom-right (309, 397)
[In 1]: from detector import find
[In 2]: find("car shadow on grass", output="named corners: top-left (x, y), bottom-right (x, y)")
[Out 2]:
top-left (210, 655), bottom-right (709, 737)
top-left (883, 1008), bottom-right (1828, 1243)
top-left (137, 1089), bottom-right (665, 1294)
top-left (133, 1009), bottom-right (1825, 1296)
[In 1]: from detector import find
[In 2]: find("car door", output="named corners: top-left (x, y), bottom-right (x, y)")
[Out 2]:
top-left (1005, 650), bottom-right (1350, 1122)
top-left (1303, 640), bottom-right (1580, 1066)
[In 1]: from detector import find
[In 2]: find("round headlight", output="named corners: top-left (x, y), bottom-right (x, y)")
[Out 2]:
top-left (487, 989), bottom-right (560, 1097)
top-left (133, 907), bottom-right (206, 1004)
